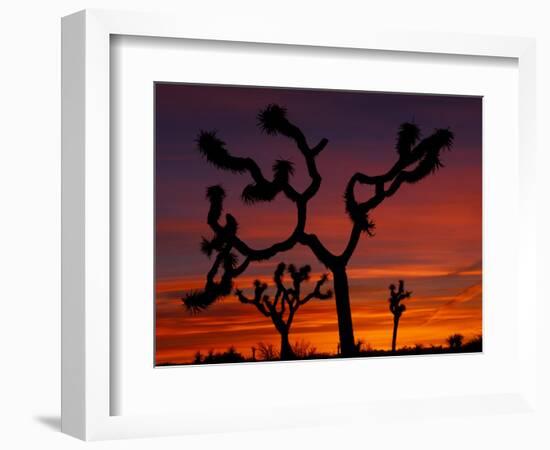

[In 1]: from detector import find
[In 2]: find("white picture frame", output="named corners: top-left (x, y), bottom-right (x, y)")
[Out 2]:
top-left (61, 9), bottom-right (538, 441)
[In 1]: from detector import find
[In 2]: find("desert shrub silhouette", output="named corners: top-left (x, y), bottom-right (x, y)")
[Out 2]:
top-left (182, 104), bottom-right (453, 357)
top-left (256, 342), bottom-right (279, 361)
top-left (462, 334), bottom-right (482, 352)
top-left (447, 333), bottom-right (464, 351)
top-left (192, 346), bottom-right (246, 364)
top-left (291, 339), bottom-right (318, 359)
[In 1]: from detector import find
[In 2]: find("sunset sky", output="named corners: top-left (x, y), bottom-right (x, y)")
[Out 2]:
top-left (155, 83), bottom-right (482, 365)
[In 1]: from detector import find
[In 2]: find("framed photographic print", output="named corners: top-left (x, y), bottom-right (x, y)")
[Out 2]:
top-left (154, 83), bottom-right (482, 367)
top-left (62, 9), bottom-right (538, 442)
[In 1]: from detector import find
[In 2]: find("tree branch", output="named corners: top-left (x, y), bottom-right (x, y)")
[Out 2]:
top-left (189, 105), bottom-right (335, 311)
top-left (197, 130), bottom-right (300, 204)
top-left (256, 104), bottom-right (328, 201)
top-left (340, 125), bottom-right (454, 265)
top-left (188, 111), bottom-right (452, 314)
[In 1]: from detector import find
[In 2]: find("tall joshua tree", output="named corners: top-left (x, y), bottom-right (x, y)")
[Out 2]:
top-left (235, 263), bottom-right (332, 360)
top-left (182, 104), bottom-right (453, 357)
top-left (388, 280), bottom-right (412, 353)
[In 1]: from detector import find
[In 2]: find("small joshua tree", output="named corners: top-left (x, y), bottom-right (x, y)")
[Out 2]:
top-left (447, 333), bottom-right (464, 350)
top-left (235, 263), bottom-right (332, 360)
top-left (182, 103), bottom-right (453, 357)
top-left (389, 280), bottom-right (412, 353)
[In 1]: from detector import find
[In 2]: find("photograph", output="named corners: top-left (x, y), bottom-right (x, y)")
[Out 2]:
top-left (154, 83), bottom-right (482, 366)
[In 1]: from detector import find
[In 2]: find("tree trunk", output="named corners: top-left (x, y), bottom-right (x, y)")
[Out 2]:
top-left (331, 267), bottom-right (356, 357)
top-left (280, 331), bottom-right (295, 360)
top-left (391, 317), bottom-right (399, 353)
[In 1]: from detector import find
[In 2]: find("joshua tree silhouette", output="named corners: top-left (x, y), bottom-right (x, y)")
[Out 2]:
top-left (388, 280), bottom-right (412, 353)
top-left (235, 263), bottom-right (332, 360)
top-left (447, 333), bottom-right (464, 350)
top-left (182, 104), bottom-right (453, 357)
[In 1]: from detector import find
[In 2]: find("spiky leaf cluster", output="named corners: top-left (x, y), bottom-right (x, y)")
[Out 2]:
top-left (343, 187), bottom-right (376, 236)
top-left (182, 248), bottom-right (238, 313)
top-left (272, 159), bottom-right (295, 184)
top-left (405, 128), bottom-right (453, 183)
top-left (257, 104), bottom-right (290, 135)
top-left (196, 131), bottom-right (248, 173)
top-left (288, 264), bottom-right (312, 283)
top-left (240, 159), bottom-right (295, 204)
top-left (396, 122), bottom-right (421, 157)
top-left (241, 181), bottom-right (280, 204)
top-left (183, 279), bottom-right (233, 313)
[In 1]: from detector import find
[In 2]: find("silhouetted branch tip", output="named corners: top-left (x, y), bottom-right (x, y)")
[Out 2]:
top-left (196, 130), bottom-right (225, 154)
top-left (432, 128), bottom-right (454, 150)
top-left (183, 289), bottom-right (218, 314)
top-left (343, 186), bottom-right (377, 236)
top-left (273, 159), bottom-right (295, 182)
top-left (408, 151), bottom-right (444, 182)
top-left (241, 181), bottom-right (279, 204)
top-left (275, 262), bottom-right (286, 274)
top-left (396, 122), bottom-right (421, 156)
top-left (298, 265), bottom-right (312, 280)
top-left (400, 128), bottom-right (454, 185)
top-left (196, 130), bottom-right (248, 173)
top-left (257, 104), bottom-right (288, 135)
top-left (206, 185), bottom-right (226, 202)
top-left (311, 138), bottom-right (329, 155)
